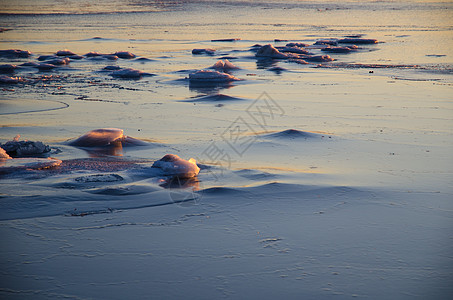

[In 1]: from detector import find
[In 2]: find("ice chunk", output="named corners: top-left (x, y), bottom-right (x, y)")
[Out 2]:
top-left (0, 49), bottom-right (31, 58)
top-left (84, 52), bottom-right (118, 60)
top-left (56, 49), bottom-right (77, 56)
top-left (0, 147), bottom-right (11, 159)
top-left (210, 59), bottom-right (239, 70)
top-left (263, 129), bottom-right (321, 139)
top-left (110, 68), bottom-right (143, 78)
top-left (0, 64), bottom-right (17, 73)
top-left (286, 42), bottom-right (309, 47)
top-left (36, 63), bottom-right (57, 71)
top-left (38, 55), bottom-right (57, 61)
top-left (20, 62), bottom-right (40, 67)
top-left (249, 44), bottom-right (262, 52)
top-left (288, 59), bottom-right (308, 65)
top-left (69, 128), bottom-right (147, 147)
top-left (1, 135), bottom-right (51, 157)
top-left (103, 66), bottom-right (122, 71)
top-left (185, 94), bottom-right (244, 102)
top-left (278, 46), bottom-right (312, 55)
top-left (189, 70), bottom-right (240, 82)
top-left (314, 39), bottom-right (338, 46)
top-left (255, 44), bottom-right (297, 59)
top-left (109, 68), bottom-right (152, 79)
top-left (68, 55), bottom-right (84, 60)
top-left (84, 52), bottom-right (104, 57)
top-left (46, 57), bottom-right (70, 65)
top-left (69, 128), bottom-right (125, 147)
top-left (338, 38), bottom-right (378, 44)
top-left (303, 55), bottom-right (334, 62)
top-left (114, 51), bottom-right (136, 59)
top-left (192, 48), bottom-right (216, 55)
top-left (152, 154), bottom-right (200, 178)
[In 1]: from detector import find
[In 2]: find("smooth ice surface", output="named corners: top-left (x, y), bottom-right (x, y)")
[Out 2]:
top-left (0, 0), bottom-right (452, 299)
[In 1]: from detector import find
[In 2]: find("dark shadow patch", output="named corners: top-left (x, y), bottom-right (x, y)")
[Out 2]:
top-left (259, 129), bottom-right (328, 139)
top-left (183, 94), bottom-right (245, 102)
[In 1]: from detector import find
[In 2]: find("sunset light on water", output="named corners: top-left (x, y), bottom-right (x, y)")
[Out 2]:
top-left (1, 1), bottom-right (452, 299)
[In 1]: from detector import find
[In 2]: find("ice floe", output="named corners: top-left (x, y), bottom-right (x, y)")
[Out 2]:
top-left (0, 139), bottom-right (60, 174)
top-left (20, 62), bottom-right (40, 67)
top-left (321, 46), bottom-right (358, 53)
top-left (69, 128), bottom-right (147, 147)
top-left (286, 42), bottom-right (309, 47)
top-left (109, 68), bottom-right (154, 79)
top-left (56, 49), bottom-right (77, 56)
top-left (38, 55), bottom-right (57, 61)
top-left (277, 46), bottom-right (312, 55)
top-left (84, 52), bottom-right (118, 60)
top-left (0, 147), bottom-right (11, 159)
top-left (189, 70), bottom-right (240, 82)
top-left (288, 59), bottom-right (308, 65)
top-left (84, 52), bottom-right (106, 57)
top-left (314, 39), bottom-right (338, 46)
top-left (1, 135), bottom-right (51, 157)
top-left (36, 63), bottom-right (57, 71)
top-left (210, 59), bottom-right (240, 71)
top-left (303, 55), bottom-right (334, 62)
top-left (185, 94), bottom-right (244, 102)
top-left (338, 38), bottom-right (378, 44)
top-left (46, 57), bottom-right (70, 65)
top-left (261, 129), bottom-right (329, 139)
top-left (114, 51), bottom-right (136, 59)
top-left (192, 48), bottom-right (216, 55)
top-left (135, 57), bottom-right (154, 62)
top-left (152, 154), bottom-right (200, 178)
top-left (68, 55), bottom-right (84, 60)
top-left (218, 56), bottom-right (238, 60)
top-left (255, 44), bottom-right (297, 59)
top-left (102, 66), bottom-right (122, 71)
top-left (0, 49), bottom-right (32, 58)
top-left (0, 64), bottom-right (17, 73)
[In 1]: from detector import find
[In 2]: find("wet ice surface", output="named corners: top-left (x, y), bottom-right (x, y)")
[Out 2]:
top-left (0, 1), bottom-right (452, 299)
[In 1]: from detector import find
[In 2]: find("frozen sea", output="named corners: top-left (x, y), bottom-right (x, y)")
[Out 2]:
top-left (1, 0), bottom-right (452, 299)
